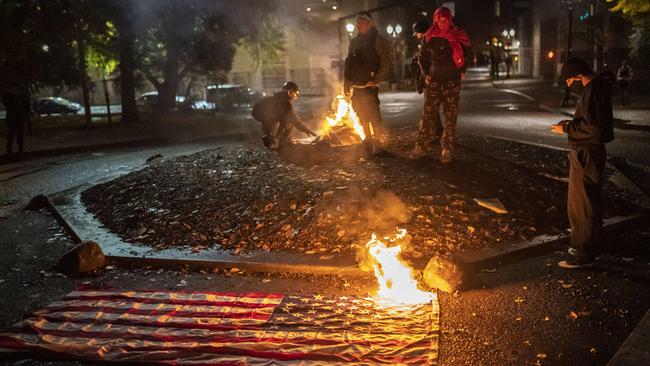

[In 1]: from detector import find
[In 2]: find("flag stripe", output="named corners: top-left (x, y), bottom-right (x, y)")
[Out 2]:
top-left (9, 318), bottom-right (426, 348)
top-left (0, 333), bottom-right (432, 363)
top-left (39, 306), bottom-right (274, 321)
top-left (47, 299), bottom-right (278, 313)
top-left (53, 297), bottom-right (280, 309)
top-left (32, 311), bottom-right (268, 327)
top-left (64, 292), bottom-right (282, 307)
top-left (65, 290), bottom-right (284, 300)
top-left (25, 314), bottom-right (432, 342)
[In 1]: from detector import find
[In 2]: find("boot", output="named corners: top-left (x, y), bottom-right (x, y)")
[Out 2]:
top-left (409, 144), bottom-right (424, 159)
top-left (440, 149), bottom-right (453, 164)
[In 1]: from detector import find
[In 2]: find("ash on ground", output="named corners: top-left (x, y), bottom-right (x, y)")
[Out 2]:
top-left (81, 129), bottom-right (643, 261)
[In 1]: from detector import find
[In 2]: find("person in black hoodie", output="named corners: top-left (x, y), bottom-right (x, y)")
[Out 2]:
top-left (551, 57), bottom-right (614, 269)
top-left (252, 82), bottom-right (317, 150)
top-left (1, 84), bottom-right (31, 156)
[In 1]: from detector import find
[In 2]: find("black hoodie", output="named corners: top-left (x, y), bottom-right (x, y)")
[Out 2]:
top-left (562, 75), bottom-right (614, 145)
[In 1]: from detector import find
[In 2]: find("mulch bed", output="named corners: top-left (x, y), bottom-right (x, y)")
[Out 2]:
top-left (81, 128), bottom-right (642, 263)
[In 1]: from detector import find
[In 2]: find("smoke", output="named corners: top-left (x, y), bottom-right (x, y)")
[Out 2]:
top-left (359, 190), bottom-right (410, 234)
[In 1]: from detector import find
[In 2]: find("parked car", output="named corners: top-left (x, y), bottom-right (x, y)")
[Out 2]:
top-left (32, 97), bottom-right (81, 115)
top-left (136, 91), bottom-right (186, 111)
top-left (206, 84), bottom-right (265, 111)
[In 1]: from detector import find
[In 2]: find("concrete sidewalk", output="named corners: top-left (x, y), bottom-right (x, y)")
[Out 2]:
top-left (0, 112), bottom-right (260, 164)
top-left (491, 77), bottom-right (650, 129)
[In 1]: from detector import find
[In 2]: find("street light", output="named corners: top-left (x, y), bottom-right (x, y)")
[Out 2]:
top-left (346, 23), bottom-right (355, 38)
top-left (386, 24), bottom-right (403, 86)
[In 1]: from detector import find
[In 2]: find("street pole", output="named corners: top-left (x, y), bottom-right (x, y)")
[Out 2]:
top-left (561, 4), bottom-right (574, 107)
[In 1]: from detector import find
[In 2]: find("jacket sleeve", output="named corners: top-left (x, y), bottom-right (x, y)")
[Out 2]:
top-left (284, 107), bottom-right (313, 135)
top-left (460, 45), bottom-right (470, 74)
top-left (373, 34), bottom-right (392, 83)
top-left (562, 87), bottom-right (612, 142)
top-left (418, 40), bottom-right (431, 77)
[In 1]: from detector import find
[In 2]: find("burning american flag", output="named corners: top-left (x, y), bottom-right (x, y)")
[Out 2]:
top-left (0, 289), bottom-right (439, 364)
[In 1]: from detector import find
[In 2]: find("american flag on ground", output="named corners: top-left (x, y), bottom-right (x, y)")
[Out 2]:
top-left (0, 290), bottom-right (439, 365)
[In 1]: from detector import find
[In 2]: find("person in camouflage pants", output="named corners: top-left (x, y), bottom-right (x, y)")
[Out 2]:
top-left (416, 80), bottom-right (460, 153)
top-left (410, 6), bottom-right (469, 163)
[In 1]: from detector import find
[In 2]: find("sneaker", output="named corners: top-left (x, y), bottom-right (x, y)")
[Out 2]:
top-left (558, 257), bottom-right (595, 269)
top-left (440, 149), bottom-right (453, 164)
top-left (409, 144), bottom-right (424, 159)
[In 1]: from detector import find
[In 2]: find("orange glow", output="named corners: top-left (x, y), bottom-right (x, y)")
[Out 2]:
top-left (319, 95), bottom-right (366, 143)
top-left (547, 50), bottom-right (555, 59)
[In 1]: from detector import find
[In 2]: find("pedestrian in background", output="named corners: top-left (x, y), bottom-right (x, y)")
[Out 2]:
top-left (1, 84), bottom-right (30, 156)
top-left (411, 6), bottom-right (470, 163)
top-left (489, 37), bottom-right (501, 79)
top-left (251, 81), bottom-right (317, 150)
top-left (344, 11), bottom-right (391, 155)
top-left (616, 58), bottom-right (633, 107)
top-left (551, 57), bottom-right (614, 269)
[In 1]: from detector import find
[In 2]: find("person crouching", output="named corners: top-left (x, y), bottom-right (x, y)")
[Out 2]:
top-left (252, 82), bottom-right (317, 149)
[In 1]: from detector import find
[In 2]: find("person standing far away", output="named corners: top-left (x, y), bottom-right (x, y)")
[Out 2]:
top-left (551, 57), bottom-right (614, 269)
top-left (251, 81), bottom-right (317, 150)
top-left (344, 11), bottom-right (391, 155)
top-left (616, 58), bottom-right (633, 107)
top-left (489, 37), bottom-right (501, 79)
top-left (411, 6), bottom-right (470, 163)
top-left (1, 83), bottom-right (30, 157)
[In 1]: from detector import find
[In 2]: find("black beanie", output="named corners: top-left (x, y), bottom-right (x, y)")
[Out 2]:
top-left (561, 57), bottom-right (591, 79)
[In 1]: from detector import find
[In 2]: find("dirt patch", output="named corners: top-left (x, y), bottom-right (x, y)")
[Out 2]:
top-left (81, 130), bottom-right (642, 262)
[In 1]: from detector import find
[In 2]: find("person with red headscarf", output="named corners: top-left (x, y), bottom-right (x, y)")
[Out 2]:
top-left (410, 6), bottom-right (470, 163)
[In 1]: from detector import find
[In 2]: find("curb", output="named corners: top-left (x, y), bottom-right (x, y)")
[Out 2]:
top-left (454, 213), bottom-right (649, 272)
top-left (44, 190), bottom-right (368, 278)
top-left (607, 308), bottom-right (650, 366)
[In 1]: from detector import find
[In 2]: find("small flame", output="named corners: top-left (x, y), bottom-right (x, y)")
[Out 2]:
top-left (366, 229), bottom-right (432, 305)
top-left (320, 95), bottom-right (366, 141)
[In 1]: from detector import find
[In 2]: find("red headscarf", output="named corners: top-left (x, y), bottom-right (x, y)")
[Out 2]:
top-left (425, 7), bottom-right (470, 69)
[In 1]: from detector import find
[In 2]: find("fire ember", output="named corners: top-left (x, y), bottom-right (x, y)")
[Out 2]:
top-left (316, 95), bottom-right (369, 147)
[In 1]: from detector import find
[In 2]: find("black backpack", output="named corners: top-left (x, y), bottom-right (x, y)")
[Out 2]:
top-left (344, 31), bottom-right (381, 85)
top-left (252, 96), bottom-right (278, 122)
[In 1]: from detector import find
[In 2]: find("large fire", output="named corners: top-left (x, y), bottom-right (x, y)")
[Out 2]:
top-left (366, 229), bottom-right (433, 305)
top-left (318, 95), bottom-right (368, 146)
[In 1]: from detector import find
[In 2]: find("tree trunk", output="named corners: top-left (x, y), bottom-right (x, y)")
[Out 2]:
top-left (77, 37), bottom-right (92, 127)
top-left (156, 46), bottom-right (181, 116)
top-left (117, 9), bottom-right (139, 123)
top-left (102, 75), bottom-right (112, 124)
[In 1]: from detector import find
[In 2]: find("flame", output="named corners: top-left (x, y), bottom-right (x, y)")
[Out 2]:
top-left (366, 229), bottom-right (432, 305)
top-left (320, 95), bottom-right (366, 141)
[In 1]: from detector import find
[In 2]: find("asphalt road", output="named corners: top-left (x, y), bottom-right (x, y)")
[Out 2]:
top-left (1, 75), bottom-right (649, 365)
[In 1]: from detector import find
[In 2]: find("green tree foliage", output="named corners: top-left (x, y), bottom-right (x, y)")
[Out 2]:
top-left (608, 0), bottom-right (650, 64)
top-left (0, 0), bottom-right (80, 91)
top-left (240, 17), bottom-right (287, 68)
top-left (608, 0), bottom-right (650, 15)
top-left (131, 0), bottom-right (281, 113)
